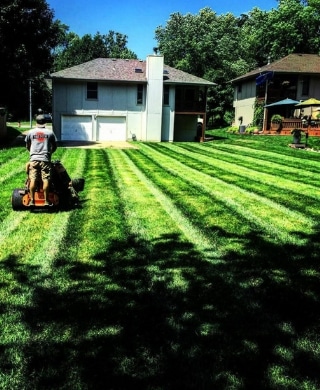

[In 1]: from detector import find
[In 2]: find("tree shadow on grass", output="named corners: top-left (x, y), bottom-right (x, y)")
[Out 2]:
top-left (1, 228), bottom-right (320, 389)
top-left (0, 126), bottom-right (25, 148)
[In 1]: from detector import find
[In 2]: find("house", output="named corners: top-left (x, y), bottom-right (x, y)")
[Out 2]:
top-left (50, 55), bottom-right (215, 142)
top-left (231, 53), bottom-right (320, 133)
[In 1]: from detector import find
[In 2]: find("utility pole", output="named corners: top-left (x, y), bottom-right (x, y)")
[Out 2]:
top-left (28, 79), bottom-right (32, 128)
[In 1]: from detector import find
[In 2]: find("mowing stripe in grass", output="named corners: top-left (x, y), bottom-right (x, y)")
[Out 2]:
top-left (158, 143), bottom-right (320, 203)
top-left (183, 143), bottom-right (320, 186)
top-left (24, 213), bottom-right (72, 277)
top-left (203, 142), bottom-right (320, 170)
top-left (57, 147), bottom-right (87, 178)
top-left (0, 209), bottom-right (71, 264)
top-left (138, 144), bottom-right (314, 244)
top-left (216, 138), bottom-right (320, 162)
top-left (108, 149), bottom-right (180, 241)
top-left (0, 148), bottom-right (21, 164)
top-left (114, 149), bottom-right (218, 254)
top-left (59, 149), bottom-right (129, 263)
top-left (108, 148), bottom-right (222, 294)
top-left (150, 143), bottom-right (320, 217)
top-left (0, 162), bottom-right (26, 185)
top-left (0, 212), bottom-right (27, 244)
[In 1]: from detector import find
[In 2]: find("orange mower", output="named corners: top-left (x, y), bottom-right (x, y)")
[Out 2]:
top-left (11, 160), bottom-right (85, 210)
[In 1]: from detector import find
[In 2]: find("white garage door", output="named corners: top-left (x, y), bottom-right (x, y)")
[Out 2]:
top-left (97, 117), bottom-right (126, 141)
top-left (61, 116), bottom-right (93, 141)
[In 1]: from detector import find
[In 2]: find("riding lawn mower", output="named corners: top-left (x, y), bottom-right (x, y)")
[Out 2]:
top-left (11, 160), bottom-right (85, 210)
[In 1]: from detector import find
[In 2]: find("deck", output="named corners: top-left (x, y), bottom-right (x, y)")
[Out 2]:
top-left (264, 118), bottom-right (320, 136)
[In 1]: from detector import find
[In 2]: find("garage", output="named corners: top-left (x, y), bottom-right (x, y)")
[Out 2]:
top-left (61, 115), bottom-right (92, 141)
top-left (97, 117), bottom-right (126, 141)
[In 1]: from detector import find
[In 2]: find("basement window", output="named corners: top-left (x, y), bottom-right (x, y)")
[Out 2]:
top-left (87, 82), bottom-right (98, 99)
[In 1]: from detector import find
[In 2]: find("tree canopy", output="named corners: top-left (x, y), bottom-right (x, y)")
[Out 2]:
top-left (52, 31), bottom-right (137, 72)
top-left (0, 0), bottom-right (63, 117)
top-left (0, 1), bottom-right (137, 119)
top-left (155, 0), bottom-right (320, 125)
top-left (2, 0), bottom-right (320, 122)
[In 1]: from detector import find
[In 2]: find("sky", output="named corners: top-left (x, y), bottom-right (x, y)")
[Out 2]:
top-left (47, 0), bottom-right (278, 59)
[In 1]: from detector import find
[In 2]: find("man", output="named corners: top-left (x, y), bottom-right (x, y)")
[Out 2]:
top-left (25, 114), bottom-right (57, 206)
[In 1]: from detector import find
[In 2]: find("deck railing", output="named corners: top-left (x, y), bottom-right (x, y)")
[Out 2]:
top-left (282, 119), bottom-right (304, 129)
top-left (265, 118), bottom-right (320, 136)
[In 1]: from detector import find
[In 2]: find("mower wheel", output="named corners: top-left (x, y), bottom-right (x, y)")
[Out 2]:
top-left (12, 189), bottom-right (25, 210)
top-left (72, 178), bottom-right (85, 192)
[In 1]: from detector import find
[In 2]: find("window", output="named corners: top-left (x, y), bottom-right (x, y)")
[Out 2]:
top-left (301, 76), bottom-right (309, 96)
top-left (87, 82), bottom-right (98, 99)
top-left (137, 84), bottom-right (143, 105)
top-left (163, 85), bottom-right (170, 105)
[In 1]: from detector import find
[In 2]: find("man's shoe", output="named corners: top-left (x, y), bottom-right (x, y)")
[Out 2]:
top-left (44, 201), bottom-right (53, 207)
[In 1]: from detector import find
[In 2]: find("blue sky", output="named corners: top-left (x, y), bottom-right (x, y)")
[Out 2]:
top-left (47, 0), bottom-right (278, 59)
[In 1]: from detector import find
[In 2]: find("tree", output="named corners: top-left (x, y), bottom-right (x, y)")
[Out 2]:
top-left (0, 0), bottom-right (64, 118)
top-left (52, 31), bottom-right (137, 72)
top-left (155, 1), bottom-right (320, 126)
top-left (238, 8), bottom-right (272, 68)
top-left (155, 8), bottom-right (249, 125)
top-left (265, 0), bottom-right (320, 60)
top-left (239, 0), bottom-right (320, 65)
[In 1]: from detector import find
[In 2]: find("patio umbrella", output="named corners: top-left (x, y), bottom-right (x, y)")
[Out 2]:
top-left (264, 98), bottom-right (300, 127)
top-left (264, 98), bottom-right (300, 107)
top-left (295, 98), bottom-right (320, 119)
top-left (295, 98), bottom-right (320, 107)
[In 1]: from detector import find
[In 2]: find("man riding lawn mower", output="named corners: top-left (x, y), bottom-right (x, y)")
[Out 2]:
top-left (12, 113), bottom-right (85, 210)
top-left (11, 160), bottom-right (85, 210)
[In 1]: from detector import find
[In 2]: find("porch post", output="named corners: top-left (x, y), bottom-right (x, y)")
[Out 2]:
top-left (263, 108), bottom-right (268, 132)
top-left (263, 80), bottom-right (269, 133)
top-left (201, 113), bottom-right (206, 142)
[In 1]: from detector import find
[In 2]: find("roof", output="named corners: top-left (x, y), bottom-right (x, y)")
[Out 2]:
top-left (50, 57), bottom-right (215, 86)
top-left (232, 53), bottom-right (320, 83)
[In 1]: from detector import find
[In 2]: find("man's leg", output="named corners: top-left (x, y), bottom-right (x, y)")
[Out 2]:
top-left (29, 179), bottom-right (36, 205)
top-left (42, 179), bottom-right (50, 204)
top-left (41, 162), bottom-right (52, 206)
top-left (28, 162), bottom-right (39, 206)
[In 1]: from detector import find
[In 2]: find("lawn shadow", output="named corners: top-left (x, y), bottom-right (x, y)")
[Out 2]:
top-left (0, 126), bottom-right (26, 148)
top-left (1, 226), bottom-right (320, 389)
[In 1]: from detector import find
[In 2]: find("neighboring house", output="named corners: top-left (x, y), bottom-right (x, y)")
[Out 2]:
top-left (231, 53), bottom-right (320, 130)
top-left (50, 55), bottom-right (215, 142)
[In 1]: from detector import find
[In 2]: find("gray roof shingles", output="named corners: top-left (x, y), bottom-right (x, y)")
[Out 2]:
top-left (232, 53), bottom-right (320, 82)
top-left (50, 57), bottom-right (215, 86)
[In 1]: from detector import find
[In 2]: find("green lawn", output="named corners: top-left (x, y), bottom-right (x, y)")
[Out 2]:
top-left (0, 129), bottom-right (320, 389)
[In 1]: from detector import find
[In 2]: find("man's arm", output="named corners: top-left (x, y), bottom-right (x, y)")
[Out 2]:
top-left (25, 135), bottom-right (31, 151)
top-left (50, 136), bottom-right (57, 154)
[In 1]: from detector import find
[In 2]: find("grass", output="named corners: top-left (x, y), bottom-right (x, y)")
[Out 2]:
top-left (1, 128), bottom-right (320, 389)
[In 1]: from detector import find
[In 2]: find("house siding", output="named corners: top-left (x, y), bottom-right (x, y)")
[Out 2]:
top-left (233, 80), bottom-right (257, 126)
top-left (52, 81), bottom-right (147, 141)
top-left (233, 97), bottom-right (256, 127)
top-left (51, 55), bottom-right (214, 142)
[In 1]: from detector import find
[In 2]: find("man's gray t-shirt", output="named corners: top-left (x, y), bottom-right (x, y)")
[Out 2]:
top-left (25, 127), bottom-right (57, 162)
